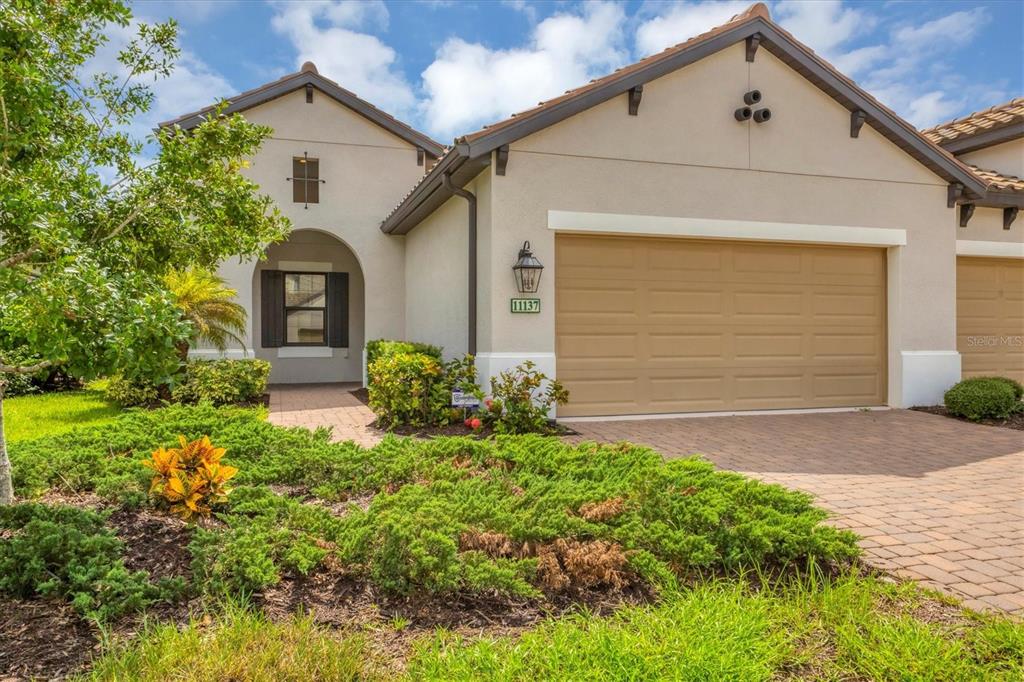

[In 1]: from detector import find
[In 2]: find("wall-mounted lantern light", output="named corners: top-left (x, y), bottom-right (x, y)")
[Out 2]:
top-left (512, 241), bottom-right (544, 294)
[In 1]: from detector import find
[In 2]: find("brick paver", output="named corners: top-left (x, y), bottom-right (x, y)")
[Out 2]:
top-left (565, 409), bottom-right (1024, 615)
top-left (268, 383), bottom-right (381, 447)
top-left (269, 386), bottom-right (1023, 615)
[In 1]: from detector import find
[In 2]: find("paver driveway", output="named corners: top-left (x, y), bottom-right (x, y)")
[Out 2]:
top-left (268, 385), bottom-right (1024, 615)
top-left (565, 409), bottom-right (1024, 615)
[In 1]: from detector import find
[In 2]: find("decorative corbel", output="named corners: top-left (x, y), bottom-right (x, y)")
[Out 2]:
top-left (746, 33), bottom-right (762, 62)
top-left (850, 110), bottom-right (867, 138)
top-left (495, 145), bottom-right (509, 176)
top-left (417, 148), bottom-right (425, 167)
top-left (947, 183), bottom-right (964, 208)
top-left (959, 203), bottom-right (975, 228)
top-left (1004, 206), bottom-right (1019, 230)
top-left (628, 85), bottom-right (643, 116)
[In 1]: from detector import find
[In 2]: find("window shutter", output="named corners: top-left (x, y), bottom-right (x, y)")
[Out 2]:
top-left (307, 159), bottom-right (320, 204)
top-left (327, 272), bottom-right (349, 348)
top-left (261, 269), bottom-right (285, 347)
top-left (292, 158), bottom-right (305, 203)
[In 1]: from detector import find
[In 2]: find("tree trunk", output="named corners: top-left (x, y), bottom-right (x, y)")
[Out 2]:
top-left (0, 383), bottom-right (12, 505)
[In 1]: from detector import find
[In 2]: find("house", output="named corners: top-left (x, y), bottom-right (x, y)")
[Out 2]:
top-left (163, 3), bottom-right (1022, 418)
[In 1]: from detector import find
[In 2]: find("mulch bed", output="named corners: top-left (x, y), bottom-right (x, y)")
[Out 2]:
top-left (106, 506), bottom-right (195, 581)
top-left (910, 405), bottom-right (1024, 431)
top-left (0, 598), bottom-right (98, 681)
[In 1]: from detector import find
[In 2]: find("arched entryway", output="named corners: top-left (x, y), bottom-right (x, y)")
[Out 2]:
top-left (252, 229), bottom-right (366, 384)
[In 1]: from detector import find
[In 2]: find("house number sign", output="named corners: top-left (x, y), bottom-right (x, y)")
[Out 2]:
top-left (510, 298), bottom-right (541, 313)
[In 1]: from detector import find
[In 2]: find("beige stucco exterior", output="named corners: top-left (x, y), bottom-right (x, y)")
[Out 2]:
top-left (960, 138), bottom-right (1024, 178)
top-left (189, 35), bottom-right (1019, 407)
top-left (199, 88), bottom-right (426, 382)
top-left (462, 42), bottom-right (960, 408)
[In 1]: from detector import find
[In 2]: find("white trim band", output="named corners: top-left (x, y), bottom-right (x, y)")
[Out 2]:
top-left (277, 347), bottom-right (338, 359)
top-left (955, 240), bottom-right (1024, 258)
top-left (548, 210), bottom-right (907, 247)
top-left (188, 349), bottom-right (255, 360)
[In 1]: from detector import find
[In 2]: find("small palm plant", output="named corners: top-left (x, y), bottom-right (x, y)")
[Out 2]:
top-left (165, 268), bottom-right (248, 361)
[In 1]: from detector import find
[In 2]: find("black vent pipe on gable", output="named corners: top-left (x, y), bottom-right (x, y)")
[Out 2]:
top-left (441, 173), bottom-right (477, 356)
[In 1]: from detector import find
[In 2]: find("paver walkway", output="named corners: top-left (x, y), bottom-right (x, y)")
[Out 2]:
top-left (565, 409), bottom-right (1024, 615)
top-left (268, 383), bottom-right (380, 447)
top-left (268, 384), bottom-right (1024, 615)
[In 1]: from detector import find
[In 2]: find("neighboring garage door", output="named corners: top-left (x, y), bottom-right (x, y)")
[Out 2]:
top-left (956, 257), bottom-right (1024, 383)
top-left (555, 234), bottom-right (887, 417)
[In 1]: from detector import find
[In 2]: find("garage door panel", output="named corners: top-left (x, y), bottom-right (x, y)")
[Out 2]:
top-left (557, 235), bottom-right (887, 416)
top-left (957, 257), bottom-right (1024, 384)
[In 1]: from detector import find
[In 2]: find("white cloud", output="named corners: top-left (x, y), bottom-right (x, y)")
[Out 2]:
top-left (635, 1), bottom-right (749, 57)
top-left (419, 1), bottom-right (628, 140)
top-left (270, 0), bottom-right (415, 116)
top-left (81, 20), bottom-right (233, 140)
top-left (502, 0), bottom-right (538, 24)
top-left (774, 0), bottom-right (875, 59)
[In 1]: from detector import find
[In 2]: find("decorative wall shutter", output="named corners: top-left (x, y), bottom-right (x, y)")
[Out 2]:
top-left (327, 272), bottom-right (349, 348)
top-left (291, 159), bottom-right (305, 203)
top-left (261, 269), bottom-right (285, 347)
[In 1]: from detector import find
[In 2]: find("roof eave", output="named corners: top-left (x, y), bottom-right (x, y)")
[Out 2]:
top-left (975, 191), bottom-right (1024, 209)
top-left (159, 72), bottom-right (444, 157)
top-left (381, 145), bottom-right (489, 235)
top-left (383, 12), bottom-right (989, 234)
top-left (940, 121), bottom-right (1024, 155)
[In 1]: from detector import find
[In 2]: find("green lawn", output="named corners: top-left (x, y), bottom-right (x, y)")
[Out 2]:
top-left (83, 575), bottom-right (1023, 681)
top-left (3, 388), bottom-right (121, 443)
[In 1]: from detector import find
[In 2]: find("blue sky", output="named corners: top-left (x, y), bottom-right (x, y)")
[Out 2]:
top-left (126, 0), bottom-right (1023, 143)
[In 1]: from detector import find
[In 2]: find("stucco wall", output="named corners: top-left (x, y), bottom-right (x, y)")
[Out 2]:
top-left (207, 87), bottom-right (428, 382)
top-left (251, 230), bottom-right (365, 383)
top-left (959, 138), bottom-right (1024, 178)
top-left (404, 170), bottom-right (491, 359)
top-left (474, 41), bottom-right (958, 405)
top-left (959, 206), bottom-right (1024, 245)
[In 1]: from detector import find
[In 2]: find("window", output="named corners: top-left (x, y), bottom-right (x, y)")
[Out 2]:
top-left (291, 156), bottom-right (320, 204)
top-left (283, 273), bottom-right (327, 345)
top-left (260, 270), bottom-right (348, 349)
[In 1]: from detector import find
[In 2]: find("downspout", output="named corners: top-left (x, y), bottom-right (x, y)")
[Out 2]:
top-left (441, 173), bottom-right (477, 356)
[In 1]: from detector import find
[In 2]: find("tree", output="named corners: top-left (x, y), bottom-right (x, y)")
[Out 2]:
top-left (165, 268), bottom-right (248, 362)
top-left (0, 0), bottom-right (290, 503)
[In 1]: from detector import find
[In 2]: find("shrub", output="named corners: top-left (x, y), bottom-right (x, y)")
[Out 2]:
top-left (106, 359), bottom-right (269, 407)
top-left (368, 352), bottom-right (446, 428)
top-left (979, 375), bottom-right (1024, 401)
top-left (944, 377), bottom-right (1021, 421)
top-left (365, 338), bottom-right (442, 369)
top-left (143, 435), bottom-right (238, 520)
top-left (171, 359), bottom-right (270, 405)
top-left (0, 344), bottom-right (80, 396)
top-left (480, 361), bottom-right (569, 434)
top-left (8, 406), bottom-right (860, 602)
top-left (368, 352), bottom-right (476, 429)
top-left (0, 503), bottom-right (184, 621)
top-left (105, 374), bottom-right (161, 407)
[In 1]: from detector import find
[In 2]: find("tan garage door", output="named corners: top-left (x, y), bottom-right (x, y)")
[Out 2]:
top-left (957, 257), bottom-right (1024, 383)
top-left (555, 234), bottom-right (887, 417)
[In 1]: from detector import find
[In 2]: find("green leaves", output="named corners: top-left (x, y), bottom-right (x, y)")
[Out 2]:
top-left (0, 503), bottom-right (183, 621)
top-left (0, 1), bottom-right (289, 383)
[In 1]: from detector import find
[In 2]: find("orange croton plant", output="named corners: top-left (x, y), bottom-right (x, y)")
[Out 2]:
top-left (143, 435), bottom-right (238, 520)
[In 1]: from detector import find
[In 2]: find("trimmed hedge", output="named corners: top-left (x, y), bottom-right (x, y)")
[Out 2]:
top-left (944, 376), bottom-right (1022, 421)
top-left (105, 359), bottom-right (269, 407)
top-left (365, 339), bottom-right (442, 370)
